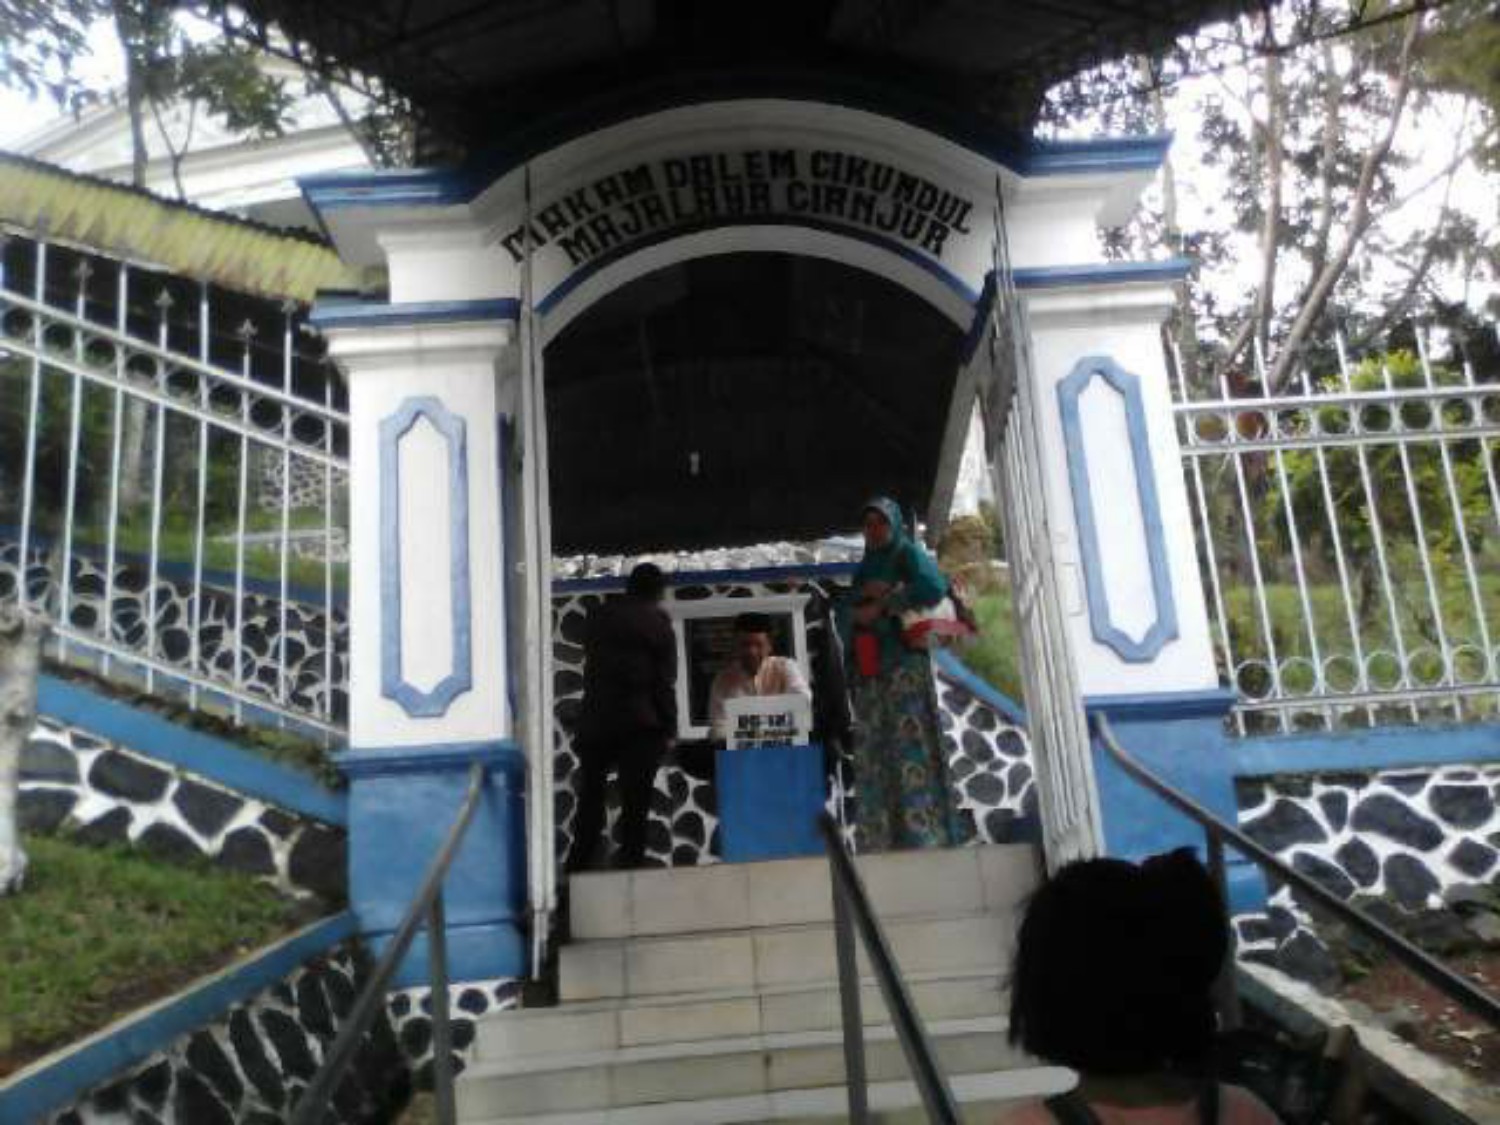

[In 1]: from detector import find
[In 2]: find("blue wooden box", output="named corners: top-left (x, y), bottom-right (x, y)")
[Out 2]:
top-left (715, 742), bottom-right (825, 862)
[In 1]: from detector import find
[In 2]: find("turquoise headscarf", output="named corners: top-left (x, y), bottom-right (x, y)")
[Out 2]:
top-left (839, 497), bottom-right (949, 671)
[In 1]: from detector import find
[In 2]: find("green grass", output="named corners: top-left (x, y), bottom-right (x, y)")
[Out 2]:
top-left (957, 590), bottom-right (1023, 703)
top-left (0, 836), bottom-right (307, 1072)
top-left (1217, 565), bottom-right (1500, 698)
top-left (73, 517), bottom-right (349, 595)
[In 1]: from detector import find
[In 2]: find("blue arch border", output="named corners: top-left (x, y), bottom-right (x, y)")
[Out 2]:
top-left (300, 76), bottom-right (1169, 214)
top-left (1057, 356), bottom-right (1178, 662)
top-left (379, 396), bottom-right (473, 716)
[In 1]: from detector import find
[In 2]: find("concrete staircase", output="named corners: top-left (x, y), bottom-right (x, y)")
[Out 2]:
top-left (457, 846), bottom-right (1074, 1123)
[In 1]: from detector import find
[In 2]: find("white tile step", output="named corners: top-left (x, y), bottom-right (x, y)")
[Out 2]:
top-left (461, 1066), bottom-right (1076, 1125)
top-left (473, 967), bottom-right (1009, 1059)
top-left (560, 912), bottom-right (1017, 1002)
top-left (568, 845), bottom-right (1040, 941)
top-left (455, 1015), bottom-right (1046, 1119)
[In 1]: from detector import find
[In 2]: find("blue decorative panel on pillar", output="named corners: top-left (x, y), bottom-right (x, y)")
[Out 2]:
top-left (379, 395), bottom-right (473, 717)
top-left (1057, 356), bottom-right (1178, 663)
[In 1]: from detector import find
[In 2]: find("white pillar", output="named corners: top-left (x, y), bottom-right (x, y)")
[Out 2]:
top-left (1018, 276), bottom-right (1260, 908)
top-left (1022, 279), bottom-right (1218, 698)
top-left (315, 306), bottom-right (529, 984)
top-left (321, 316), bottom-right (514, 747)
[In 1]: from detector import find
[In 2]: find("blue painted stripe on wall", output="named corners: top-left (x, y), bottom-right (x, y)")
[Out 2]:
top-left (36, 675), bottom-right (347, 825)
top-left (533, 215), bottom-right (982, 319)
top-left (1014, 259), bottom-right (1191, 290)
top-left (338, 740), bottom-right (526, 778)
top-left (932, 649), bottom-right (1027, 725)
top-left (959, 271), bottom-right (998, 368)
top-left (1021, 135), bottom-right (1173, 175)
top-left (298, 78), bottom-right (1169, 215)
top-left (552, 560), bottom-right (860, 594)
top-left (0, 913), bottom-right (355, 1124)
top-left (1084, 688), bottom-right (1237, 721)
top-left (309, 298), bottom-right (521, 330)
top-left (1232, 722), bottom-right (1500, 777)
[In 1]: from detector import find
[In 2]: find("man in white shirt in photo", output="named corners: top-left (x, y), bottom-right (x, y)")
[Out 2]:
top-left (708, 612), bottom-right (813, 742)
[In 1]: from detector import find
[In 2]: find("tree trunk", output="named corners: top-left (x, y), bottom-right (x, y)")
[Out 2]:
top-left (1265, 15), bottom-right (1424, 391)
top-left (0, 606), bottom-right (46, 895)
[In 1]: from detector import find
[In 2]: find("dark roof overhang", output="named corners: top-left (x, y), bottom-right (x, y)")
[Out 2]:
top-left (218, 0), bottom-right (1259, 156)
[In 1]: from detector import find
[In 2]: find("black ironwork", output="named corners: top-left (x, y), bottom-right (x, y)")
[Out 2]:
top-left (818, 813), bottom-right (961, 1125)
top-left (1093, 714), bottom-right (1500, 1030)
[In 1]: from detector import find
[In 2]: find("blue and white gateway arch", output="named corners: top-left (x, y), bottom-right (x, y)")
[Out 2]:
top-left (301, 91), bottom-right (1235, 983)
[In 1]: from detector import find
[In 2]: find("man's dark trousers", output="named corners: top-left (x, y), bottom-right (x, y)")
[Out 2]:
top-left (569, 731), bottom-right (666, 870)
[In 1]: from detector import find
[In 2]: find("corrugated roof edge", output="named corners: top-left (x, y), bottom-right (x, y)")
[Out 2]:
top-left (0, 150), bottom-right (362, 303)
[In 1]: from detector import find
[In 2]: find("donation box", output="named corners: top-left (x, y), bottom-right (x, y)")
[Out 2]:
top-left (716, 695), bottom-right (823, 862)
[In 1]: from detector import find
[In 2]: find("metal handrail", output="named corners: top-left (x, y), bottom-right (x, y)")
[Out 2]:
top-left (1093, 714), bottom-right (1500, 1029)
top-left (818, 813), bottom-right (962, 1125)
top-left (290, 761), bottom-right (487, 1125)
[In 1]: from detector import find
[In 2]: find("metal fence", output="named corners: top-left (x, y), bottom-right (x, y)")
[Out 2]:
top-left (1173, 325), bottom-right (1500, 735)
top-left (0, 229), bottom-right (350, 737)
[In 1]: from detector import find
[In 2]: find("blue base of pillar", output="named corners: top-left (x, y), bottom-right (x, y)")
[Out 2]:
top-left (367, 920), bottom-right (528, 989)
top-left (339, 742), bottom-right (529, 985)
top-left (1086, 690), bottom-right (1267, 916)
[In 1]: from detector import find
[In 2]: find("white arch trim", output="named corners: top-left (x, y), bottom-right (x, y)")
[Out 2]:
top-left (536, 223), bottom-right (975, 345)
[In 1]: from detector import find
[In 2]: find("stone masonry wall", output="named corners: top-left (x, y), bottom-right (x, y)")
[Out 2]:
top-left (45, 944), bottom-right (407, 1125)
top-left (549, 575), bottom-right (1037, 869)
top-left (0, 539), bottom-right (348, 727)
top-left (1233, 763), bottom-right (1500, 971)
top-left (18, 717), bottom-right (345, 901)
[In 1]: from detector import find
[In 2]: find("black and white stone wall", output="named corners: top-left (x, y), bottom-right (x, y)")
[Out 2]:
top-left (0, 539), bottom-right (348, 726)
top-left (1238, 765), bottom-right (1500, 912)
top-left (46, 945), bottom-right (407, 1125)
top-left (549, 574), bottom-right (1038, 868)
top-left (253, 447), bottom-right (348, 520)
top-left (1231, 763), bottom-right (1500, 987)
top-left (18, 717), bottom-right (346, 901)
top-left (934, 673), bottom-right (1036, 844)
top-left (384, 979), bottom-right (522, 1089)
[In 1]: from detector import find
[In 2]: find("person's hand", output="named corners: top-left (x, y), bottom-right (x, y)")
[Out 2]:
top-left (853, 599), bottom-right (884, 627)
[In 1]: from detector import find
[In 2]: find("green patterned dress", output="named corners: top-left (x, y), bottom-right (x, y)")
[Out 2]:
top-left (840, 497), bottom-right (965, 851)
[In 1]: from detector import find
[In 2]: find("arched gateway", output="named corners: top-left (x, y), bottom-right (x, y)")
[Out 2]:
top-left (303, 92), bottom-right (1241, 987)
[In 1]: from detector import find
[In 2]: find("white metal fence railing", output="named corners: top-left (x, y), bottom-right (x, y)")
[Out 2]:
top-left (0, 229), bottom-right (350, 737)
top-left (1173, 324), bottom-right (1500, 735)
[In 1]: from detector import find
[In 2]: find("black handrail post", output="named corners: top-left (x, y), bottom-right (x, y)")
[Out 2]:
top-left (429, 890), bottom-right (457, 1125)
top-left (288, 762), bottom-right (486, 1125)
top-left (831, 876), bottom-right (870, 1124)
top-left (1092, 715), bottom-right (1500, 1030)
top-left (819, 814), bottom-right (962, 1125)
top-left (1205, 831), bottom-right (1242, 1031)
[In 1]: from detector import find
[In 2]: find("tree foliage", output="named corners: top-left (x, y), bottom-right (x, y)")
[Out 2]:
top-left (1041, 1), bottom-right (1500, 391)
top-left (1263, 349), bottom-right (1495, 625)
top-left (0, 1), bottom-right (293, 195)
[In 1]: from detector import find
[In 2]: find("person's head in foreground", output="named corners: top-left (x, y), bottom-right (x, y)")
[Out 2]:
top-left (625, 562), bottom-right (667, 603)
top-left (1001, 849), bottom-right (1282, 1124)
top-left (732, 612), bottom-right (775, 676)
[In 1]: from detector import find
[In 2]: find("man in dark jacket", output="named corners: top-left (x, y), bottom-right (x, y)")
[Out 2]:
top-left (569, 562), bottom-right (678, 871)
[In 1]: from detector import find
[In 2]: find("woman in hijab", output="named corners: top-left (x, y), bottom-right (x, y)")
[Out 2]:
top-left (839, 497), bottom-right (965, 850)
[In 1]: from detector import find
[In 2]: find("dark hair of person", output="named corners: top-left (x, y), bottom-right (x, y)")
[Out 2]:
top-left (625, 562), bottom-right (667, 600)
top-left (733, 612), bottom-right (774, 636)
top-left (1007, 849), bottom-right (1228, 1078)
